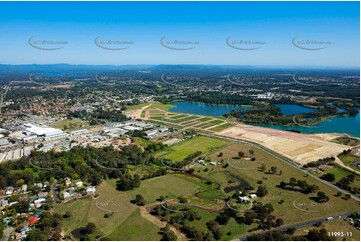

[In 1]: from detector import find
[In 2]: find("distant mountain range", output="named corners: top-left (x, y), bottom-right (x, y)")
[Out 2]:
top-left (0, 64), bottom-right (358, 73)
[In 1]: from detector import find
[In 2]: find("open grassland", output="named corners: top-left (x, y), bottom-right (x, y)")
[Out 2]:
top-left (339, 153), bottom-right (360, 171)
top-left (209, 123), bottom-right (234, 132)
top-left (155, 136), bottom-right (229, 161)
top-left (126, 103), bottom-right (150, 111)
top-left (106, 174), bottom-right (200, 203)
top-left (202, 143), bottom-right (360, 225)
top-left (51, 118), bottom-right (88, 131)
top-left (55, 182), bottom-right (137, 237)
top-left (108, 208), bottom-right (161, 241)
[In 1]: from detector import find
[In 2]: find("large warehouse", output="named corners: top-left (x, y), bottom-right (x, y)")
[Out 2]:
top-left (24, 123), bottom-right (65, 138)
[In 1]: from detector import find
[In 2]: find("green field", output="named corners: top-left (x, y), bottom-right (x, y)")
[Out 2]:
top-left (155, 136), bottom-right (229, 161)
top-left (126, 103), bottom-right (150, 111)
top-left (204, 143), bottom-right (360, 226)
top-left (106, 174), bottom-right (200, 203)
top-left (108, 208), bottom-right (161, 241)
top-left (209, 123), bottom-right (234, 132)
top-left (339, 153), bottom-right (360, 171)
top-left (51, 118), bottom-right (88, 131)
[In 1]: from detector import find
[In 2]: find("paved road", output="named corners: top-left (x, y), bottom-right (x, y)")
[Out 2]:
top-left (200, 132), bottom-right (360, 202)
top-left (238, 212), bottom-right (356, 240)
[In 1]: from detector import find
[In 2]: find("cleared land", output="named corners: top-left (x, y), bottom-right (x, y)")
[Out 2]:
top-left (216, 124), bottom-right (352, 165)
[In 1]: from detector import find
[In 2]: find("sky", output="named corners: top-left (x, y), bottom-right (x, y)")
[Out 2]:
top-left (0, 1), bottom-right (359, 67)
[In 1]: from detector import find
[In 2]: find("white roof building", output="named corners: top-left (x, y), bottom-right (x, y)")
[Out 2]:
top-left (24, 123), bottom-right (64, 138)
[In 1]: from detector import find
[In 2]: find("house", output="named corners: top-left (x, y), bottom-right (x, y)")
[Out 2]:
top-left (239, 196), bottom-right (250, 203)
top-left (38, 191), bottom-right (48, 199)
top-left (5, 186), bottom-right (14, 195)
top-left (197, 159), bottom-right (205, 165)
top-left (86, 186), bottom-right (96, 194)
top-left (76, 181), bottom-right (84, 187)
top-left (34, 198), bottom-right (46, 208)
top-left (249, 194), bottom-right (258, 199)
top-left (21, 184), bottom-right (27, 192)
top-left (63, 191), bottom-right (71, 199)
top-left (20, 226), bottom-right (29, 233)
top-left (64, 177), bottom-right (71, 186)
top-left (1, 199), bottom-right (8, 208)
top-left (34, 182), bottom-right (43, 189)
top-left (28, 216), bottom-right (39, 225)
top-left (210, 161), bottom-right (218, 166)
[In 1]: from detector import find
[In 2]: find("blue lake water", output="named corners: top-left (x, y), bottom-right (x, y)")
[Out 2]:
top-left (169, 102), bottom-right (360, 137)
top-left (169, 102), bottom-right (249, 118)
top-left (275, 104), bottom-right (315, 116)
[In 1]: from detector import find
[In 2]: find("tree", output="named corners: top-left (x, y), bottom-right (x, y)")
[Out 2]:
top-left (85, 222), bottom-right (96, 234)
top-left (249, 149), bottom-right (255, 156)
top-left (275, 218), bottom-right (284, 227)
top-left (218, 152), bottom-right (223, 157)
top-left (256, 186), bottom-right (268, 197)
top-left (320, 173), bottom-right (335, 182)
top-left (63, 211), bottom-right (72, 219)
top-left (238, 151), bottom-right (245, 158)
top-left (289, 177), bottom-right (297, 188)
top-left (270, 166), bottom-right (278, 174)
top-left (135, 194), bottom-right (146, 206)
top-left (315, 191), bottom-right (329, 203)
top-left (160, 224), bottom-right (177, 241)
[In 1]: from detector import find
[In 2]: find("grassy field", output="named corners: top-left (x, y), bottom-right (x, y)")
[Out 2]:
top-left (339, 153), bottom-right (360, 171)
top-left (55, 135), bottom-right (360, 241)
top-left (125, 103), bottom-right (150, 111)
top-left (106, 174), bottom-right (201, 203)
top-left (55, 182), bottom-right (137, 237)
top-left (149, 102), bottom-right (175, 111)
top-left (155, 136), bottom-right (229, 161)
top-left (209, 123), bottom-right (234, 132)
top-left (203, 143), bottom-right (360, 225)
top-left (108, 208), bottom-right (161, 241)
top-left (51, 118), bottom-right (88, 131)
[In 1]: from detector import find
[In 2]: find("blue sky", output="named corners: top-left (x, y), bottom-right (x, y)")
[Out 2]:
top-left (0, 1), bottom-right (359, 67)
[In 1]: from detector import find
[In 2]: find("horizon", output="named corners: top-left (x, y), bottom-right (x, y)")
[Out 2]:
top-left (0, 1), bottom-right (359, 67)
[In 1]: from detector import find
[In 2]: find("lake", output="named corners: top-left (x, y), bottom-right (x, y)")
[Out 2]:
top-left (275, 104), bottom-right (315, 116)
top-left (169, 102), bottom-right (360, 137)
top-left (169, 101), bottom-right (250, 117)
